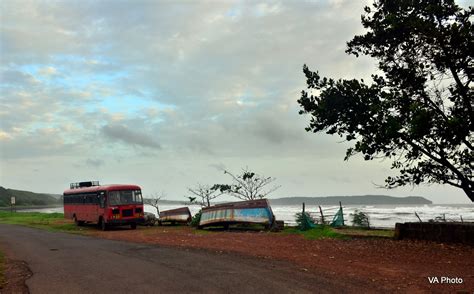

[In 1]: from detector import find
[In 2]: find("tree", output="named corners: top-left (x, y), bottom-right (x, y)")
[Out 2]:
top-left (351, 210), bottom-right (370, 229)
top-left (217, 168), bottom-right (281, 201)
top-left (298, 0), bottom-right (473, 201)
top-left (145, 191), bottom-right (166, 216)
top-left (187, 184), bottom-right (225, 207)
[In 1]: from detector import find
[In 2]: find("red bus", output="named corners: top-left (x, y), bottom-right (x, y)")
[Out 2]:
top-left (63, 181), bottom-right (144, 230)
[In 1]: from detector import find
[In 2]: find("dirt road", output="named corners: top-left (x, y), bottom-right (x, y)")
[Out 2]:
top-left (0, 224), bottom-right (368, 293)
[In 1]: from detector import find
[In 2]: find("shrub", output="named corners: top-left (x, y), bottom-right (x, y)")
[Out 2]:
top-left (351, 210), bottom-right (370, 228)
top-left (190, 210), bottom-right (202, 227)
top-left (295, 212), bottom-right (316, 231)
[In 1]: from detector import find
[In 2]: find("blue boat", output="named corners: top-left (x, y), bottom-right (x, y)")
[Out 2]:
top-left (199, 199), bottom-right (275, 229)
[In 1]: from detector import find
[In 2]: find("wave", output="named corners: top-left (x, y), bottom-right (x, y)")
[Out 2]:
top-left (18, 203), bottom-right (474, 229)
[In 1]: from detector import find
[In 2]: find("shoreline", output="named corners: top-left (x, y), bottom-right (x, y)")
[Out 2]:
top-left (0, 205), bottom-right (62, 212)
top-left (10, 203), bottom-right (474, 229)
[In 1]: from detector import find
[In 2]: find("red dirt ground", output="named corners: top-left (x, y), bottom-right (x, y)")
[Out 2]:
top-left (0, 255), bottom-right (31, 294)
top-left (90, 226), bottom-right (474, 293)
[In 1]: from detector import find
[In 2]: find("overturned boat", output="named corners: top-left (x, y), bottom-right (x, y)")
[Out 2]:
top-left (159, 207), bottom-right (192, 225)
top-left (199, 199), bottom-right (275, 229)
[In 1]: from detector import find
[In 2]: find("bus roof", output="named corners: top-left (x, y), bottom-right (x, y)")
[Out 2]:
top-left (63, 184), bottom-right (141, 195)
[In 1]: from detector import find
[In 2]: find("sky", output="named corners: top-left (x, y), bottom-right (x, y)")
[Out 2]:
top-left (0, 0), bottom-right (471, 204)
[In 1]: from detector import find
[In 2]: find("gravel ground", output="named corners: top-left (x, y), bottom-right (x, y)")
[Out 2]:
top-left (89, 225), bottom-right (474, 293)
top-left (0, 224), bottom-right (375, 293)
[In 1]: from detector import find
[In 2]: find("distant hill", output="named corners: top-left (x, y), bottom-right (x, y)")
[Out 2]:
top-left (0, 186), bottom-right (60, 207)
top-left (143, 199), bottom-right (192, 205)
top-left (46, 193), bottom-right (63, 200)
top-left (269, 195), bottom-right (432, 205)
top-left (0, 187), bottom-right (433, 207)
top-left (149, 196), bottom-right (432, 205)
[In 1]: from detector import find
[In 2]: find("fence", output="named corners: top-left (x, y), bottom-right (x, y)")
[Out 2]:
top-left (302, 202), bottom-right (345, 227)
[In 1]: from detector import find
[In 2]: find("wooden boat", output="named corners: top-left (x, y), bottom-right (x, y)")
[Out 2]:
top-left (199, 199), bottom-right (275, 229)
top-left (159, 207), bottom-right (192, 224)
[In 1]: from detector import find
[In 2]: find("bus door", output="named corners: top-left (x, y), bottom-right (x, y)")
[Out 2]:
top-left (98, 191), bottom-right (106, 219)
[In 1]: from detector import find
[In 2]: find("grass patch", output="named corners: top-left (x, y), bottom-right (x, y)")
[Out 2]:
top-left (283, 226), bottom-right (348, 240)
top-left (0, 250), bottom-right (4, 289)
top-left (334, 227), bottom-right (394, 238)
top-left (0, 211), bottom-right (86, 234)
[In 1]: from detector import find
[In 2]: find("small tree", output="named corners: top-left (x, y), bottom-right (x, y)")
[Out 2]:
top-left (351, 210), bottom-right (370, 229)
top-left (295, 212), bottom-right (317, 231)
top-left (145, 191), bottom-right (166, 216)
top-left (190, 210), bottom-right (202, 227)
top-left (187, 184), bottom-right (225, 207)
top-left (217, 168), bottom-right (281, 201)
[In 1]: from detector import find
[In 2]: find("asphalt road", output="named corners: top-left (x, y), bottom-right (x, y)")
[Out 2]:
top-left (0, 224), bottom-right (353, 294)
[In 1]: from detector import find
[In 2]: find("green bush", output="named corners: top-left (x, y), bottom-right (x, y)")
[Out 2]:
top-left (190, 210), bottom-right (202, 227)
top-left (351, 210), bottom-right (370, 228)
top-left (295, 212), bottom-right (316, 231)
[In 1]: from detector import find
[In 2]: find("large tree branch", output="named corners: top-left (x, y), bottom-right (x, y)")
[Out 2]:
top-left (434, 16), bottom-right (474, 129)
top-left (444, 180), bottom-right (463, 189)
top-left (401, 136), bottom-right (471, 189)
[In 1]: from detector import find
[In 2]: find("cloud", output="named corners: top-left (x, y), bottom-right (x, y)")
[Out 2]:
top-left (0, 0), bottom-right (469, 203)
top-left (0, 69), bottom-right (38, 86)
top-left (86, 158), bottom-right (104, 167)
top-left (209, 163), bottom-right (226, 172)
top-left (38, 66), bottom-right (58, 76)
top-left (101, 124), bottom-right (161, 149)
top-left (0, 128), bottom-right (79, 159)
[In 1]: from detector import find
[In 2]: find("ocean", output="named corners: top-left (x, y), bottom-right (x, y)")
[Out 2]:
top-left (23, 203), bottom-right (474, 228)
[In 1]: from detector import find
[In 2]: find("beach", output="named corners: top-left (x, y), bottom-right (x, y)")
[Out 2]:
top-left (25, 203), bottom-right (474, 228)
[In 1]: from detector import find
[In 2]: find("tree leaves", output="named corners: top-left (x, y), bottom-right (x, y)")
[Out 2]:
top-left (298, 0), bottom-right (473, 201)
top-left (222, 168), bottom-right (280, 201)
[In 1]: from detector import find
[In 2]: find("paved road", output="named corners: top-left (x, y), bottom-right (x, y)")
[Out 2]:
top-left (0, 224), bottom-right (355, 294)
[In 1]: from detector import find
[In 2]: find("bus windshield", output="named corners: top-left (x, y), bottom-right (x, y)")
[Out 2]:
top-left (108, 190), bottom-right (142, 206)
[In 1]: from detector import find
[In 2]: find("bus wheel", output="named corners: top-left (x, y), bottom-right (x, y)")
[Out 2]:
top-left (130, 223), bottom-right (137, 230)
top-left (73, 215), bottom-right (79, 226)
